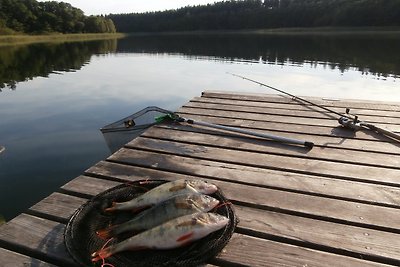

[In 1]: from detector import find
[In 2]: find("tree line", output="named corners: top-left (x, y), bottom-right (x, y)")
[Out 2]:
top-left (0, 0), bottom-right (116, 34)
top-left (108, 0), bottom-right (400, 32)
top-left (0, 39), bottom-right (117, 90)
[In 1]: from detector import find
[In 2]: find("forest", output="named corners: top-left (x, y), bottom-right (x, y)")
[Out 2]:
top-left (0, 0), bottom-right (116, 34)
top-left (109, 0), bottom-right (400, 32)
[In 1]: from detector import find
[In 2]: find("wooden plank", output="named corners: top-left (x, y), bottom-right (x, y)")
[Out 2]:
top-left (88, 161), bottom-right (400, 209)
top-left (29, 192), bottom-right (87, 221)
top-left (0, 248), bottom-right (57, 267)
top-left (191, 96), bottom-right (400, 119)
top-left (217, 234), bottom-right (391, 267)
top-left (157, 122), bottom-right (400, 155)
top-left (178, 107), bottom-right (400, 131)
top-left (176, 112), bottom-right (400, 145)
top-left (56, 177), bottom-right (400, 262)
top-left (143, 126), bottom-right (400, 169)
top-left (0, 214), bottom-right (77, 266)
top-left (4, 209), bottom-right (386, 267)
top-left (95, 154), bottom-right (400, 232)
top-left (236, 205), bottom-right (400, 264)
top-left (201, 91), bottom-right (400, 111)
top-left (126, 138), bottom-right (400, 187)
top-left (0, 213), bottom-right (227, 267)
top-left (184, 101), bottom-right (400, 125)
top-left (60, 176), bottom-right (120, 197)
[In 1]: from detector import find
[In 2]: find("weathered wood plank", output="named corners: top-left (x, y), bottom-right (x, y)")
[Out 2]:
top-left (216, 234), bottom-right (391, 267)
top-left (178, 107), bottom-right (400, 131)
top-left (235, 205), bottom-right (400, 264)
top-left (60, 176), bottom-right (119, 197)
top-left (176, 112), bottom-right (400, 146)
top-left (126, 138), bottom-right (400, 186)
top-left (184, 101), bottom-right (400, 125)
top-left (29, 192), bottom-right (87, 221)
top-left (31, 189), bottom-right (394, 266)
top-left (0, 214), bottom-right (77, 266)
top-left (60, 175), bottom-right (119, 195)
top-left (0, 213), bottom-right (229, 267)
top-left (94, 154), bottom-right (400, 232)
top-left (0, 248), bottom-right (57, 267)
top-left (88, 161), bottom-right (400, 209)
top-left (202, 91), bottom-right (400, 111)
top-left (143, 126), bottom-right (400, 169)
top-left (32, 189), bottom-right (400, 265)
top-left (191, 96), bottom-right (400, 119)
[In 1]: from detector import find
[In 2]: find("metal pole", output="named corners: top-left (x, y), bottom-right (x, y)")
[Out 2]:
top-left (178, 116), bottom-right (314, 148)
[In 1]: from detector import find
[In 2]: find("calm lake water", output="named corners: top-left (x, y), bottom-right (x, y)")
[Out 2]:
top-left (0, 33), bottom-right (399, 220)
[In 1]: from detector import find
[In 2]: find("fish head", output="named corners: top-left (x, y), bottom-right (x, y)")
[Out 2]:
top-left (189, 194), bottom-right (220, 212)
top-left (187, 180), bottom-right (218, 194)
top-left (197, 212), bottom-right (229, 231)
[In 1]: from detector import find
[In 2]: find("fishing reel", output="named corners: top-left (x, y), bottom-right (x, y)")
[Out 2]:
top-left (338, 108), bottom-right (362, 131)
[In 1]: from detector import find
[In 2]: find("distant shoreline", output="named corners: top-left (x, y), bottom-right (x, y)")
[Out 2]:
top-left (0, 33), bottom-right (126, 46)
top-left (1, 27), bottom-right (399, 46)
top-left (124, 27), bottom-right (400, 36)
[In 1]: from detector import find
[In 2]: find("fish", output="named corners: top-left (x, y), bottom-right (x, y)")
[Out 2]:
top-left (91, 212), bottom-right (229, 262)
top-left (105, 179), bottom-right (218, 212)
top-left (97, 193), bottom-right (220, 239)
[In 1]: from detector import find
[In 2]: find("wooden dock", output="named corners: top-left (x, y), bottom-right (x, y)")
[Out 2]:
top-left (1, 91), bottom-right (400, 266)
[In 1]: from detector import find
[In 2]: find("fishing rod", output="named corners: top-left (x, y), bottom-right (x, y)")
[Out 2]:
top-left (229, 73), bottom-right (400, 142)
top-left (156, 113), bottom-right (314, 148)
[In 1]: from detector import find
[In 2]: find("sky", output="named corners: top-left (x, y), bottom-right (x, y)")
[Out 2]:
top-left (38, 0), bottom-right (218, 15)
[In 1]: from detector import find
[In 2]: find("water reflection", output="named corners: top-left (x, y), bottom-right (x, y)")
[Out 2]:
top-left (1, 34), bottom-right (399, 91)
top-left (0, 39), bottom-right (117, 91)
top-left (117, 34), bottom-right (400, 79)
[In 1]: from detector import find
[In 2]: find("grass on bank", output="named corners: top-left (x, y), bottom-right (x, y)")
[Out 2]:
top-left (0, 33), bottom-right (126, 46)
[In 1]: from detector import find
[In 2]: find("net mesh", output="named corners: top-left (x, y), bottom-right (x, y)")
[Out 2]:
top-left (64, 180), bottom-right (238, 267)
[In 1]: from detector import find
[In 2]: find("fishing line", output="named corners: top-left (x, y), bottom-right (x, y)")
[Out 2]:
top-left (99, 238), bottom-right (116, 267)
top-left (228, 72), bottom-right (400, 143)
top-left (227, 72), bottom-right (352, 120)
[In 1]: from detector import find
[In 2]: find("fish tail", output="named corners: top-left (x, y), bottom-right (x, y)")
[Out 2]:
top-left (104, 201), bottom-right (118, 212)
top-left (91, 246), bottom-right (114, 262)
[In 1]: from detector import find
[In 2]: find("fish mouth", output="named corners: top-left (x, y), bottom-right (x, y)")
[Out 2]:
top-left (204, 184), bottom-right (218, 194)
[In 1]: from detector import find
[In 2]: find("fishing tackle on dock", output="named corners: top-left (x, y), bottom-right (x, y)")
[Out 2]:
top-left (156, 110), bottom-right (314, 148)
top-left (228, 72), bottom-right (400, 143)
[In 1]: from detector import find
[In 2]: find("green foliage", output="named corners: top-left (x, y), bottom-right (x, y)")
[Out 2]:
top-left (0, 0), bottom-right (117, 34)
top-left (0, 39), bottom-right (117, 90)
top-left (108, 0), bottom-right (400, 32)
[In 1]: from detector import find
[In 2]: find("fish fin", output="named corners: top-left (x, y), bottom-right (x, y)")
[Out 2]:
top-left (177, 218), bottom-right (198, 227)
top-left (177, 232), bottom-right (194, 242)
top-left (91, 247), bottom-right (113, 262)
top-left (96, 226), bottom-right (117, 240)
top-left (131, 205), bottom-right (150, 213)
top-left (169, 184), bottom-right (187, 192)
top-left (175, 202), bottom-right (193, 209)
top-left (104, 201), bottom-right (117, 212)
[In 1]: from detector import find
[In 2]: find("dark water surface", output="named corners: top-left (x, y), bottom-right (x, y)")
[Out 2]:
top-left (0, 33), bottom-right (399, 220)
